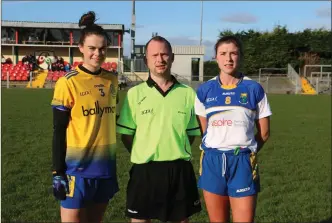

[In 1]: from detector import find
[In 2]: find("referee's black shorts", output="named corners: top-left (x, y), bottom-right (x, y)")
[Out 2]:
top-left (125, 159), bottom-right (202, 222)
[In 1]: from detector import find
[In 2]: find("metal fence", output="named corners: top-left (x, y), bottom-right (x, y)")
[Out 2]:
top-left (2, 65), bottom-right (331, 95)
top-left (122, 58), bottom-right (148, 72)
top-left (118, 74), bottom-right (298, 93)
top-left (1, 71), bottom-right (36, 88)
top-left (120, 73), bottom-right (331, 94)
top-left (3, 72), bottom-right (330, 95)
top-left (172, 75), bottom-right (302, 93)
top-left (308, 77), bottom-right (331, 94)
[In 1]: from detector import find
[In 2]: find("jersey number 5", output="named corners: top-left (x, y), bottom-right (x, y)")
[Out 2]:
top-left (99, 88), bottom-right (105, 97)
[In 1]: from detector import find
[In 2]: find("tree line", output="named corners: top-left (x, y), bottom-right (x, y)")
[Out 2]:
top-left (203, 26), bottom-right (332, 78)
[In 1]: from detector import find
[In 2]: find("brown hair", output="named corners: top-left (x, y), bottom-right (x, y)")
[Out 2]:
top-left (78, 11), bottom-right (110, 46)
top-left (214, 35), bottom-right (243, 56)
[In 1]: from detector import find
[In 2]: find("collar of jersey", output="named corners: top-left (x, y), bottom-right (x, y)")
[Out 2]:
top-left (217, 73), bottom-right (244, 90)
top-left (146, 74), bottom-right (179, 97)
top-left (146, 74), bottom-right (179, 87)
top-left (78, 64), bottom-right (102, 75)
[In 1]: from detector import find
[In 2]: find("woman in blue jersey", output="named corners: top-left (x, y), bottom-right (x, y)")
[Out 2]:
top-left (51, 11), bottom-right (119, 222)
top-left (195, 36), bottom-right (272, 223)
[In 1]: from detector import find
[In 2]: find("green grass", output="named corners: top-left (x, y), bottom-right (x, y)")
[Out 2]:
top-left (1, 88), bottom-right (331, 222)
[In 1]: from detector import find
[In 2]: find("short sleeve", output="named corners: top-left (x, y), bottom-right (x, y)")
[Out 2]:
top-left (186, 107), bottom-right (201, 136)
top-left (185, 89), bottom-right (201, 136)
top-left (51, 77), bottom-right (74, 111)
top-left (255, 84), bottom-right (272, 119)
top-left (195, 86), bottom-right (206, 117)
top-left (116, 92), bottom-right (136, 135)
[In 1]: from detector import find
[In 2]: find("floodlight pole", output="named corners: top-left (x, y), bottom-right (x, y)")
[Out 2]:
top-left (199, 0), bottom-right (203, 45)
top-left (130, 0), bottom-right (136, 74)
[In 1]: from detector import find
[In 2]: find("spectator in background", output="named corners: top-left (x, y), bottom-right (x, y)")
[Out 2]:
top-left (64, 62), bottom-right (71, 72)
top-left (5, 58), bottom-right (13, 64)
top-left (52, 56), bottom-right (58, 65)
top-left (45, 56), bottom-right (52, 71)
top-left (1, 55), bottom-right (6, 64)
top-left (30, 55), bottom-right (37, 71)
top-left (58, 63), bottom-right (64, 71)
top-left (22, 55), bottom-right (28, 64)
top-left (21, 54), bottom-right (37, 71)
top-left (59, 57), bottom-right (64, 65)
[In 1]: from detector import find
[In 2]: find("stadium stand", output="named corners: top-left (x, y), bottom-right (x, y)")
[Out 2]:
top-left (1, 62), bottom-right (30, 81)
top-left (301, 77), bottom-right (317, 94)
top-left (2, 20), bottom-right (124, 88)
top-left (44, 61), bottom-right (118, 83)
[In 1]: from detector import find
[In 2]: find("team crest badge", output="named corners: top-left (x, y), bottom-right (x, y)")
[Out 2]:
top-left (109, 83), bottom-right (117, 97)
top-left (239, 93), bottom-right (248, 104)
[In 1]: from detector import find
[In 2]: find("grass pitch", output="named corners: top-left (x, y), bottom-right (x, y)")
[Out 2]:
top-left (1, 88), bottom-right (331, 222)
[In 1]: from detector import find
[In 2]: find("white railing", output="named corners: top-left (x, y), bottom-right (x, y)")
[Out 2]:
top-left (303, 65), bottom-right (332, 78)
top-left (258, 67), bottom-right (287, 83)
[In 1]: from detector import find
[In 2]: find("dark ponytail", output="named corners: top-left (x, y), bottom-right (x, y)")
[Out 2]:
top-left (78, 11), bottom-right (110, 46)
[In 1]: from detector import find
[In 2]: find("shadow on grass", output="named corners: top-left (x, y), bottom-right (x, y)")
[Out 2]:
top-left (319, 216), bottom-right (332, 223)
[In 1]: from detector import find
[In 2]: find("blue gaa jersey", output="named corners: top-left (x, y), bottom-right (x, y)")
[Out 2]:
top-left (195, 75), bottom-right (272, 153)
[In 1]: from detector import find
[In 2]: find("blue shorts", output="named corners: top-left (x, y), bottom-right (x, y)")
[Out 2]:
top-left (61, 175), bottom-right (119, 209)
top-left (198, 148), bottom-right (260, 197)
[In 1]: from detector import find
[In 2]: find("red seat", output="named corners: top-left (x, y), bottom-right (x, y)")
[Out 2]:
top-left (111, 62), bottom-right (117, 70)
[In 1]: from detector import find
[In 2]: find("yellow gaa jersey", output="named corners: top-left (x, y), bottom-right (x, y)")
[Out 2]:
top-left (51, 65), bottom-right (118, 178)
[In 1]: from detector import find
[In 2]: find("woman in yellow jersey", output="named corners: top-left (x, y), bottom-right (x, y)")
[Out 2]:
top-left (51, 11), bottom-right (119, 222)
